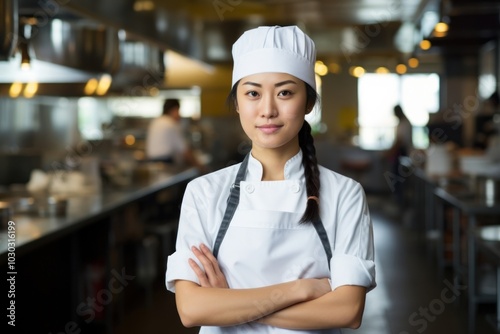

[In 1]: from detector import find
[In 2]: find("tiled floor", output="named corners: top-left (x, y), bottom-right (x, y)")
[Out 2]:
top-left (114, 194), bottom-right (498, 334)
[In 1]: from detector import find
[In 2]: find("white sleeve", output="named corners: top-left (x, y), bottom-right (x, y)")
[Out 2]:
top-left (165, 180), bottom-right (211, 292)
top-left (329, 181), bottom-right (376, 292)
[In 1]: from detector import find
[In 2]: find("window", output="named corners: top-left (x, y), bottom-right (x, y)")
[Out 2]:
top-left (358, 73), bottom-right (439, 150)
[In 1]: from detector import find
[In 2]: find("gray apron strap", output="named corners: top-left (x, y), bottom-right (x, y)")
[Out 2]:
top-left (212, 153), bottom-right (250, 258)
top-left (212, 153), bottom-right (333, 270)
top-left (312, 219), bottom-right (333, 269)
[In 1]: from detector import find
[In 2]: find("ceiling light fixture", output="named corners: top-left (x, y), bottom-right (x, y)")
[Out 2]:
top-left (420, 39), bottom-right (431, 50)
top-left (96, 74), bottom-right (112, 96)
top-left (9, 82), bottom-right (23, 98)
top-left (133, 0), bottom-right (155, 12)
top-left (395, 64), bottom-right (407, 74)
top-left (314, 61), bottom-right (328, 76)
top-left (349, 66), bottom-right (365, 78)
top-left (19, 23), bottom-right (34, 71)
top-left (433, 21), bottom-right (449, 38)
top-left (408, 57), bottom-right (419, 68)
top-left (375, 67), bottom-right (390, 74)
top-left (23, 82), bottom-right (38, 98)
top-left (328, 62), bottom-right (341, 74)
top-left (84, 78), bottom-right (99, 95)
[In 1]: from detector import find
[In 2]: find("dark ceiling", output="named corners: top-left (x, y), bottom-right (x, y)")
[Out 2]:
top-left (12, 0), bottom-right (500, 63)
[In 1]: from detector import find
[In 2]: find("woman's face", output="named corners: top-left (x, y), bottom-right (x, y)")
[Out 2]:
top-left (236, 72), bottom-right (309, 154)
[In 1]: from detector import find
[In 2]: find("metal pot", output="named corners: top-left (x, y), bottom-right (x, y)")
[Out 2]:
top-left (0, 0), bottom-right (18, 60)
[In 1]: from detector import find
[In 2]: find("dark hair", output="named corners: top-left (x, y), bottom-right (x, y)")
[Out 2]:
top-left (226, 83), bottom-right (238, 112)
top-left (163, 98), bottom-right (180, 115)
top-left (227, 81), bottom-right (321, 224)
top-left (394, 105), bottom-right (405, 119)
top-left (299, 83), bottom-right (321, 224)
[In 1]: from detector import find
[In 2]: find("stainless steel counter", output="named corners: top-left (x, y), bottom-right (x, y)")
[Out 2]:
top-left (0, 167), bottom-right (199, 264)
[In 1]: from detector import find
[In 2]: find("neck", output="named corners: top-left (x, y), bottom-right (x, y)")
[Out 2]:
top-left (252, 144), bottom-right (300, 181)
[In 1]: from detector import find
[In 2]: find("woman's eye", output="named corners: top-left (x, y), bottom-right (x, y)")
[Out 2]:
top-left (246, 91), bottom-right (259, 98)
top-left (278, 90), bottom-right (292, 97)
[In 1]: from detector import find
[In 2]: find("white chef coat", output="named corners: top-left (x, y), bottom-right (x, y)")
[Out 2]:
top-left (166, 150), bottom-right (376, 333)
top-left (145, 114), bottom-right (187, 161)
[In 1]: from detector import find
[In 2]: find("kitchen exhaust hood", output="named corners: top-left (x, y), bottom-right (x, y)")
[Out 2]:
top-left (0, 0), bottom-right (182, 95)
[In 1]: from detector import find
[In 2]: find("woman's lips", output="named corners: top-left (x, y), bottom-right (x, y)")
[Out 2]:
top-left (257, 124), bottom-right (282, 134)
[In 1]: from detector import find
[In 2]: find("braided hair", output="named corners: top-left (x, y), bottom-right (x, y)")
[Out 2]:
top-left (227, 81), bottom-right (321, 224)
top-left (299, 84), bottom-right (321, 224)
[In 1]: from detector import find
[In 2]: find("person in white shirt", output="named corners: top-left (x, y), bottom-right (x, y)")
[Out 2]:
top-left (146, 98), bottom-right (186, 163)
top-left (165, 25), bottom-right (376, 334)
top-left (146, 98), bottom-right (203, 169)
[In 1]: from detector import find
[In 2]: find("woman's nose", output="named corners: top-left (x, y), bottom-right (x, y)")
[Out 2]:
top-left (260, 96), bottom-right (278, 118)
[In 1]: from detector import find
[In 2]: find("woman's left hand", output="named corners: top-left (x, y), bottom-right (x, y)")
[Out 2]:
top-left (189, 243), bottom-right (229, 289)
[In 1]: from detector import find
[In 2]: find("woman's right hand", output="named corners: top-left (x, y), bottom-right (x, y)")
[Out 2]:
top-left (189, 243), bottom-right (229, 289)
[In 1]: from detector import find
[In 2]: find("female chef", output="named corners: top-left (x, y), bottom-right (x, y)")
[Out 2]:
top-left (165, 25), bottom-right (376, 333)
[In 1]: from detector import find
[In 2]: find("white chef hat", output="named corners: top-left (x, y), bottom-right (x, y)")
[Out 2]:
top-left (231, 25), bottom-right (316, 91)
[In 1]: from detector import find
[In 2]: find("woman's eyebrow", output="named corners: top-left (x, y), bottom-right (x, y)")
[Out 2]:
top-left (241, 80), bottom-right (297, 88)
top-left (241, 81), bottom-right (261, 87)
top-left (275, 80), bottom-right (297, 87)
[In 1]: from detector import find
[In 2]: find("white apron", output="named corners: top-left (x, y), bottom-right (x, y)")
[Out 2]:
top-left (166, 151), bottom-right (376, 334)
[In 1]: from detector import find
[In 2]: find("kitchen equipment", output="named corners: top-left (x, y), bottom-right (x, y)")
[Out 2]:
top-left (37, 196), bottom-right (68, 217)
top-left (459, 154), bottom-right (492, 175)
top-left (474, 176), bottom-right (500, 205)
top-left (11, 196), bottom-right (36, 215)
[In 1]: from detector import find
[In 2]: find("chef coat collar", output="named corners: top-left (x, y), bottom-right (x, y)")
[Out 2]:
top-left (246, 150), bottom-right (304, 181)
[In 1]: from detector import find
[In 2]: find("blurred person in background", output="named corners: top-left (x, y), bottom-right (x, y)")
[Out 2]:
top-left (385, 105), bottom-right (413, 213)
top-left (146, 98), bottom-right (204, 171)
top-left (474, 91), bottom-right (499, 150)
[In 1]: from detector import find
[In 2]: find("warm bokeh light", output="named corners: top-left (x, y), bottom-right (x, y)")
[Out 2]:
top-left (125, 135), bottom-right (136, 146)
top-left (434, 22), bottom-right (449, 33)
top-left (328, 62), bottom-right (341, 74)
top-left (433, 22), bottom-right (449, 38)
top-left (133, 0), bottom-right (155, 11)
top-left (9, 82), bottom-right (23, 98)
top-left (96, 74), bottom-right (112, 96)
top-left (408, 57), bottom-right (419, 68)
top-left (84, 78), bottom-right (99, 95)
top-left (396, 64), bottom-right (407, 74)
top-left (20, 62), bottom-right (31, 71)
top-left (149, 87), bottom-right (160, 96)
top-left (433, 31), bottom-right (447, 38)
top-left (375, 67), bottom-right (390, 74)
top-left (420, 39), bottom-right (431, 50)
top-left (23, 82), bottom-right (38, 98)
top-left (349, 66), bottom-right (366, 78)
top-left (315, 61), bottom-right (328, 76)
